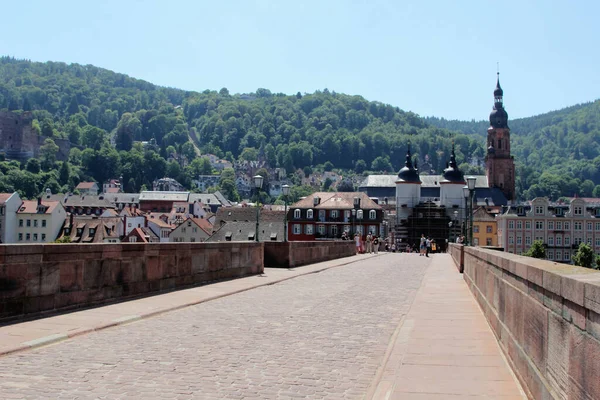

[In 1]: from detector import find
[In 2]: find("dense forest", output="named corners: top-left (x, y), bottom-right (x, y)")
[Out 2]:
top-left (1, 56), bottom-right (599, 201)
top-left (427, 100), bottom-right (600, 200)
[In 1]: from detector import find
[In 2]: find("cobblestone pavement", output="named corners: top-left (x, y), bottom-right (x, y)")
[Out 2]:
top-left (0, 253), bottom-right (430, 399)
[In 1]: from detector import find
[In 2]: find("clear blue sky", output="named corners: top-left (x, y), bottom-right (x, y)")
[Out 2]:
top-left (2, 0), bottom-right (598, 120)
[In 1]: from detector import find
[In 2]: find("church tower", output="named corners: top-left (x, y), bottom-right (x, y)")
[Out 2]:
top-left (485, 74), bottom-right (515, 201)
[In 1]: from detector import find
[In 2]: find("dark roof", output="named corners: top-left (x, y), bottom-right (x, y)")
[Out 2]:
top-left (207, 210), bottom-right (286, 242)
top-left (473, 187), bottom-right (508, 207)
top-left (441, 145), bottom-right (465, 184)
top-left (292, 192), bottom-right (381, 210)
top-left (47, 193), bottom-right (115, 209)
top-left (397, 145), bottom-right (421, 184)
top-left (490, 76), bottom-right (509, 129)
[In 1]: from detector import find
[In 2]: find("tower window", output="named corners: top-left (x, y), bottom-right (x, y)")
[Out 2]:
top-left (498, 139), bottom-right (502, 149)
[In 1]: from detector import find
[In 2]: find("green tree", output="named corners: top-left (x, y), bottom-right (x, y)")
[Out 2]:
top-left (573, 243), bottom-right (595, 269)
top-left (337, 179), bottom-right (355, 192)
top-left (181, 142), bottom-right (196, 161)
top-left (323, 161), bottom-right (334, 172)
top-left (25, 158), bottom-right (41, 174)
top-left (39, 138), bottom-right (59, 170)
top-left (524, 240), bottom-right (546, 259)
top-left (58, 161), bottom-right (71, 186)
top-left (354, 159), bottom-right (367, 174)
top-left (116, 113), bottom-right (142, 151)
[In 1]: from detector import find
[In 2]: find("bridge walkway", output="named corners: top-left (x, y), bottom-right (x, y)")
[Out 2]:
top-left (0, 253), bottom-right (525, 399)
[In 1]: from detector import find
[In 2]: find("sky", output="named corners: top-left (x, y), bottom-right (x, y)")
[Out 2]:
top-left (1, 0), bottom-right (598, 121)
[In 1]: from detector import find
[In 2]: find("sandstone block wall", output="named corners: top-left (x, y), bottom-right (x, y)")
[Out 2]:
top-left (0, 242), bottom-right (263, 321)
top-left (264, 241), bottom-right (356, 268)
top-left (451, 244), bottom-right (600, 399)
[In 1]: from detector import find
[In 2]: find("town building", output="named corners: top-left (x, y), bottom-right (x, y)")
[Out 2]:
top-left (193, 175), bottom-right (221, 192)
top-left (109, 193), bottom-right (140, 210)
top-left (146, 214), bottom-right (174, 242)
top-left (497, 197), bottom-right (600, 262)
top-left (0, 192), bottom-right (22, 243)
top-left (472, 207), bottom-right (498, 247)
top-left (46, 193), bottom-right (115, 216)
top-left (124, 227), bottom-right (160, 243)
top-left (58, 216), bottom-right (121, 243)
top-left (103, 179), bottom-right (122, 194)
top-left (120, 207), bottom-right (147, 236)
top-left (16, 199), bottom-right (66, 243)
top-left (170, 217), bottom-right (213, 242)
top-left (139, 191), bottom-right (189, 213)
top-left (358, 76), bottom-right (514, 250)
top-left (75, 182), bottom-right (100, 195)
top-left (286, 192), bottom-right (383, 241)
top-left (208, 207), bottom-right (286, 242)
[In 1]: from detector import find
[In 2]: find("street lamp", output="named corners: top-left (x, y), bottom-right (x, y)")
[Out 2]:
top-left (282, 184), bottom-right (290, 242)
top-left (463, 186), bottom-right (470, 244)
top-left (464, 176), bottom-right (477, 246)
top-left (253, 174), bottom-right (264, 242)
top-left (351, 209), bottom-right (356, 236)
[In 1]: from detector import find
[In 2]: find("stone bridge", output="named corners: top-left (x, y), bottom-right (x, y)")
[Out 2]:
top-left (0, 242), bottom-right (598, 399)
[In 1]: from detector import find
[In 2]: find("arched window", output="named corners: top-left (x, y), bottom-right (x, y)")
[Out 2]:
top-left (294, 209), bottom-right (301, 219)
top-left (357, 209), bottom-right (364, 219)
top-left (307, 209), bottom-right (313, 219)
top-left (369, 210), bottom-right (376, 220)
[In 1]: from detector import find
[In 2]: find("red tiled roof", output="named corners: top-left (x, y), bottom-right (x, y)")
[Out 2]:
top-left (17, 200), bottom-right (60, 214)
top-left (190, 218), bottom-right (213, 234)
top-left (291, 192), bottom-right (381, 210)
top-left (0, 193), bottom-right (14, 204)
top-left (105, 187), bottom-right (120, 193)
top-left (76, 182), bottom-right (98, 189)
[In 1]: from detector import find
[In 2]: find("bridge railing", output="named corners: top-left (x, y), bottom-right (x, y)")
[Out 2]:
top-left (449, 243), bottom-right (600, 400)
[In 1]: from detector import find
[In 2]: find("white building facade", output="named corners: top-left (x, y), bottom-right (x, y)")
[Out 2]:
top-left (0, 192), bottom-right (22, 243)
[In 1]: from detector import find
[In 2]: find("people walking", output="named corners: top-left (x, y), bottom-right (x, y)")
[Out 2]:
top-left (366, 233), bottom-right (373, 253)
top-left (373, 236), bottom-right (379, 254)
top-left (425, 237), bottom-right (431, 257)
top-left (420, 234), bottom-right (426, 256)
top-left (354, 233), bottom-right (361, 255)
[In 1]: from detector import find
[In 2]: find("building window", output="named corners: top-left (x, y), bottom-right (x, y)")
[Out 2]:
top-left (473, 238), bottom-right (479, 246)
top-left (307, 209), bottom-right (313, 219)
top-left (331, 225), bottom-right (338, 236)
top-left (42, 220), bottom-right (46, 228)
top-left (574, 206), bottom-right (582, 215)
top-left (18, 233), bottom-right (23, 241)
top-left (26, 233), bottom-right (30, 241)
top-left (19, 219), bottom-right (23, 227)
top-left (331, 210), bottom-right (339, 219)
top-left (587, 222), bottom-right (593, 231)
top-left (596, 222), bottom-right (600, 231)
top-left (548, 221), bottom-right (554, 230)
top-left (486, 225), bottom-right (493, 233)
top-left (128, 223), bottom-right (132, 227)
top-left (535, 221), bottom-right (543, 230)
top-left (574, 222), bottom-right (582, 230)
top-left (486, 238), bottom-right (493, 246)
top-left (368, 225), bottom-right (377, 235)
top-left (574, 237), bottom-right (582, 245)
top-left (596, 238), bottom-right (600, 247)
top-left (535, 206), bottom-right (544, 215)
top-left (509, 236), bottom-right (514, 244)
top-left (33, 220), bottom-right (38, 227)
top-left (556, 236), bottom-right (562, 246)
top-left (556, 250), bottom-right (562, 260)
top-left (548, 251), bottom-right (554, 260)
top-left (318, 225), bottom-right (326, 235)
top-left (587, 237), bottom-right (592, 245)
top-left (508, 220), bottom-right (514, 229)
top-left (525, 236), bottom-right (531, 245)
top-left (294, 209), bottom-right (301, 219)
top-left (33, 233), bottom-right (38, 241)
top-left (555, 208), bottom-right (563, 216)
top-left (564, 222), bottom-right (570, 230)
top-left (517, 236), bottom-right (522, 245)
top-left (41, 233), bottom-right (46, 241)
top-left (516, 221), bottom-right (522, 229)
top-left (369, 210), bottom-right (376, 220)
top-left (548, 237), bottom-right (554, 246)
top-left (564, 252), bottom-right (570, 261)
top-left (344, 225), bottom-right (350, 232)
top-left (473, 225), bottom-right (480, 233)
top-left (305, 224), bottom-right (314, 235)
top-left (27, 219), bottom-right (31, 227)
top-left (525, 221), bottom-right (531, 230)
top-left (356, 209), bottom-right (363, 220)
top-left (556, 222), bottom-right (563, 230)
top-left (293, 224), bottom-right (302, 235)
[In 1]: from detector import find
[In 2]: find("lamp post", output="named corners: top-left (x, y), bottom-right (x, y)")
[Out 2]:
top-left (453, 210), bottom-right (459, 243)
top-left (351, 209), bottom-right (356, 237)
top-left (463, 176), bottom-right (476, 246)
top-left (253, 174), bottom-right (264, 242)
top-left (463, 186), bottom-right (470, 245)
top-left (282, 184), bottom-right (290, 242)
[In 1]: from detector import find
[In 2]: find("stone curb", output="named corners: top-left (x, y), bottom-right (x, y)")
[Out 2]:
top-left (0, 253), bottom-right (384, 358)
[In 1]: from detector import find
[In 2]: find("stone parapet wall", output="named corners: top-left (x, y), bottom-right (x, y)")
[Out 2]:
top-left (455, 245), bottom-right (600, 400)
top-left (264, 241), bottom-right (356, 268)
top-left (0, 243), bottom-right (263, 322)
top-left (448, 243), bottom-right (463, 273)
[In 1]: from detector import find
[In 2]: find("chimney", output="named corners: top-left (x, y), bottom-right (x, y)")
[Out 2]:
top-left (37, 197), bottom-right (42, 206)
top-left (69, 212), bottom-right (74, 227)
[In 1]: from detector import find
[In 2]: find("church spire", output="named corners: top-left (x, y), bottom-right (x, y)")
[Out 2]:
top-left (397, 141), bottom-right (421, 183)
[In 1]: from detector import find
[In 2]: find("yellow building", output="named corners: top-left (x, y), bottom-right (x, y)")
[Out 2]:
top-left (472, 207), bottom-right (497, 247)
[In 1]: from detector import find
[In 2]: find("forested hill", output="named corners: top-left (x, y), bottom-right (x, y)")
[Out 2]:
top-left (426, 100), bottom-right (600, 200)
top-left (1, 56), bottom-right (599, 201)
top-left (0, 57), bottom-right (482, 200)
